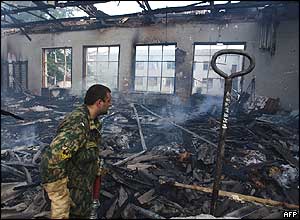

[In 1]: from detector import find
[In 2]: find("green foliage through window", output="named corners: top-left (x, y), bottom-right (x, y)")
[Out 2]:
top-left (44, 48), bottom-right (72, 88)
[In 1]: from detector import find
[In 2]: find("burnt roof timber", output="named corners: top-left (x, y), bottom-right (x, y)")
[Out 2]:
top-left (1, 8), bottom-right (31, 41)
top-left (32, 1), bottom-right (65, 28)
top-left (1, 1), bottom-right (49, 21)
top-left (78, 4), bottom-right (110, 17)
top-left (77, 4), bottom-right (109, 25)
top-left (1, 4), bottom-right (56, 15)
top-left (141, 1), bottom-right (292, 15)
top-left (1, 1), bottom-right (297, 29)
top-left (136, 1), bottom-right (147, 11)
top-left (185, 1), bottom-right (208, 7)
top-left (144, 1), bottom-right (152, 11)
top-left (77, 5), bottom-right (95, 17)
top-left (1, 1), bottom-right (110, 15)
top-left (55, 1), bottom-right (110, 8)
top-left (2, 16), bottom-right (95, 29)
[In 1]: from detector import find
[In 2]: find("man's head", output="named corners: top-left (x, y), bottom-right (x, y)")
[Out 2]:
top-left (84, 84), bottom-right (112, 116)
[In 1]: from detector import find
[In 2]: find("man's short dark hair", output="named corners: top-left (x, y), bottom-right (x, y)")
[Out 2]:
top-left (84, 84), bottom-right (111, 105)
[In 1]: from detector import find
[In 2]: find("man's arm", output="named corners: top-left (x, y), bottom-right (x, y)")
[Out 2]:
top-left (40, 118), bottom-right (88, 218)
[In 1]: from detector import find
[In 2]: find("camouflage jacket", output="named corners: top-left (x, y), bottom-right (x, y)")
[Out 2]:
top-left (40, 104), bottom-right (102, 192)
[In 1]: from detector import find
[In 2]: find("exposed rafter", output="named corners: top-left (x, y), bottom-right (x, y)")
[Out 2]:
top-left (1, 1), bottom-right (49, 21)
top-left (1, 1), bottom-right (109, 15)
top-left (136, 1), bottom-right (155, 24)
top-left (136, 1), bottom-right (147, 11)
top-left (144, 1), bottom-right (152, 11)
top-left (1, 1), bottom-right (298, 32)
top-left (77, 4), bottom-right (109, 25)
top-left (32, 1), bottom-right (64, 28)
top-left (1, 7), bottom-right (32, 41)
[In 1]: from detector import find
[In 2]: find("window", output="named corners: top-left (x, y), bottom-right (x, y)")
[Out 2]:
top-left (203, 61), bottom-right (209, 71)
top-left (43, 48), bottom-right (72, 88)
top-left (167, 62), bottom-right (175, 70)
top-left (231, 64), bottom-right (237, 73)
top-left (136, 62), bottom-right (144, 70)
top-left (192, 43), bottom-right (245, 95)
top-left (134, 44), bottom-right (175, 93)
top-left (85, 46), bottom-right (119, 90)
top-left (207, 78), bottom-right (213, 89)
top-left (220, 78), bottom-right (224, 89)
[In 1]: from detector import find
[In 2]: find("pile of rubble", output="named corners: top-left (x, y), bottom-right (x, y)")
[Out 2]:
top-left (1, 90), bottom-right (299, 219)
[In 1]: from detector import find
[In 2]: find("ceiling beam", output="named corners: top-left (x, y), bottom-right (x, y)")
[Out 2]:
top-left (136, 1), bottom-right (147, 11)
top-left (1, 1), bottom-right (109, 15)
top-left (32, 1), bottom-right (65, 28)
top-left (144, 1), bottom-right (152, 11)
top-left (1, 7), bottom-right (31, 41)
top-left (78, 4), bottom-right (109, 17)
top-left (1, 1), bottom-right (49, 21)
top-left (1, 1), bottom-right (297, 29)
top-left (77, 4), bottom-right (109, 24)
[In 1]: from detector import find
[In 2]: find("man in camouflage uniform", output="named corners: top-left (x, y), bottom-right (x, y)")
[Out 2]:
top-left (40, 84), bottom-right (112, 218)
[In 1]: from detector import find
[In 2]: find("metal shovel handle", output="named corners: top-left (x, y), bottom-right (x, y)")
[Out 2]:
top-left (210, 49), bottom-right (255, 79)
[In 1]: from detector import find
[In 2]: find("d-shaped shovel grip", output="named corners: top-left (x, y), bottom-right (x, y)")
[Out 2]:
top-left (210, 49), bottom-right (255, 79)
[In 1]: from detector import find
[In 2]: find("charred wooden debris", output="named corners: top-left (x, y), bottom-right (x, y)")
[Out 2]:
top-left (1, 90), bottom-right (299, 219)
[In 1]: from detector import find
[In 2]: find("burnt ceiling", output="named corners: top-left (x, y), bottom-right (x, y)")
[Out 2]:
top-left (1, 1), bottom-right (299, 38)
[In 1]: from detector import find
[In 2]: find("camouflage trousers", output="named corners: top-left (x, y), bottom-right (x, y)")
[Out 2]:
top-left (69, 187), bottom-right (92, 218)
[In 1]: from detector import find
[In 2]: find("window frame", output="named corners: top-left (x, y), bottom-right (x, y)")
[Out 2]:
top-left (191, 42), bottom-right (246, 95)
top-left (134, 43), bottom-right (177, 94)
top-left (42, 47), bottom-right (73, 89)
top-left (83, 44), bottom-right (120, 91)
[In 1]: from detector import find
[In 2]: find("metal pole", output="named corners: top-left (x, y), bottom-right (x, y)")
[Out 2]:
top-left (209, 49), bottom-right (255, 216)
top-left (210, 77), bottom-right (232, 215)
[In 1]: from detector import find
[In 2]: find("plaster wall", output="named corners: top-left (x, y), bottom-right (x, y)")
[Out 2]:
top-left (1, 19), bottom-right (298, 110)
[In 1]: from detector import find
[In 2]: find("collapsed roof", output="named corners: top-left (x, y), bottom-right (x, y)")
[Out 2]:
top-left (1, 1), bottom-right (299, 39)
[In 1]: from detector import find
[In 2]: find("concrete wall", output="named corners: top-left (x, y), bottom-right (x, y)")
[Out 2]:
top-left (1, 19), bottom-right (299, 110)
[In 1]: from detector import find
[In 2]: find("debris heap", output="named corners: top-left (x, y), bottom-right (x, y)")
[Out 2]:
top-left (1, 91), bottom-right (299, 219)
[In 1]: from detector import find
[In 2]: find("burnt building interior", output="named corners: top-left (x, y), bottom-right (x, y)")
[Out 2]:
top-left (1, 1), bottom-right (299, 219)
